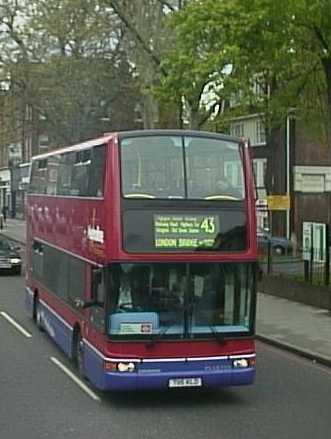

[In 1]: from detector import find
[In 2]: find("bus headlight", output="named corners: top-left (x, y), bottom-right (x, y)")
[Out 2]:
top-left (104, 361), bottom-right (136, 372)
top-left (117, 362), bottom-right (136, 372)
top-left (232, 358), bottom-right (254, 368)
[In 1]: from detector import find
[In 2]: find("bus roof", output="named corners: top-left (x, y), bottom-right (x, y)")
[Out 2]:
top-left (31, 134), bottom-right (114, 161)
top-left (31, 130), bottom-right (245, 161)
top-left (116, 129), bottom-right (241, 143)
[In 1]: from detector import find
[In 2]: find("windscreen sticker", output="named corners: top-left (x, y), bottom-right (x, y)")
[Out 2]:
top-left (119, 323), bottom-right (153, 335)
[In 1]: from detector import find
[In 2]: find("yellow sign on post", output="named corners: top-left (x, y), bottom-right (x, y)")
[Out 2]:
top-left (267, 195), bottom-right (290, 210)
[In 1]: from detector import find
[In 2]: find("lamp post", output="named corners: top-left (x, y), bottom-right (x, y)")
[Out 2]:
top-left (285, 109), bottom-right (295, 240)
top-left (286, 114), bottom-right (290, 239)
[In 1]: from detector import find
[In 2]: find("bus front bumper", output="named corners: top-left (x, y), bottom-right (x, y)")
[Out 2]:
top-left (101, 367), bottom-right (255, 391)
top-left (84, 341), bottom-right (256, 391)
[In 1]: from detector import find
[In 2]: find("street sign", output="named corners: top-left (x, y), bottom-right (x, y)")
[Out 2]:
top-left (302, 221), bottom-right (326, 262)
top-left (302, 222), bottom-right (312, 261)
top-left (267, 195), bottom-right (290, 210)
top-left (313, 222), bottom-right (326, 262)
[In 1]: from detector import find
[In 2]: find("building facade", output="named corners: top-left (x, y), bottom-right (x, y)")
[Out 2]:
top-left (230, 113), bottom-right (331, 245)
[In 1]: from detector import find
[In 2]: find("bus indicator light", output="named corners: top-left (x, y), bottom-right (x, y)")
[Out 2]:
top-left (104, 361), bottom-right (136, 373)
top-left (104, 361), bottom-right (118, 371)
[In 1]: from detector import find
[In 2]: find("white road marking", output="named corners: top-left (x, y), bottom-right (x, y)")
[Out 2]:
top-left (50, 356), bottom-right (101, 402)
top-left (0, 311), bottom-right (32, 338)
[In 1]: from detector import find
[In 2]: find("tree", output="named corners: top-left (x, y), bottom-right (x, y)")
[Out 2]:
top-left (155, 0), bottom-right (331, 135)
top-left (155, 0), bottom-right (289, 129)
top-left (286, 0), bottom-right (331, 144)
top-left (104, 0), bottom-right (192, 128)
top-left (0, 0), bottom-right (140, 157)
top-left (156, 0), bottom-right (236, 129)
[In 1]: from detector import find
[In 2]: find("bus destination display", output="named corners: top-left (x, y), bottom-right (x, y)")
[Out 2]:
top-left (154, 214), bottom-right (220, 249)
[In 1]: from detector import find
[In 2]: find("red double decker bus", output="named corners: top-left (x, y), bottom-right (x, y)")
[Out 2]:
top-left (25, 130), bottom-right (257, 391)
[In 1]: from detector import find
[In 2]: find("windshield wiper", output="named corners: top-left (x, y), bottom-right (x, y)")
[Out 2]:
top-left (209, 325), bottom-right (227, 345)
top-left (145, 322), bottom-right (181, 347)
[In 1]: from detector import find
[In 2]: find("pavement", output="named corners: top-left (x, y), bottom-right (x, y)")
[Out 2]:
top-left (0, 218), bottom-right (26, 244)
top-left (1, 218), bottom-right (331, 367)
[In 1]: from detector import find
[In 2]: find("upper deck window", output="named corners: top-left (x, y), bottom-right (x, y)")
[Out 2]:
top-left (120, 136), bottom-right (245, 201)
top-left (29, 144), bottom-right (106, 197)
top-left (29, 159), bottom-right (48, 194)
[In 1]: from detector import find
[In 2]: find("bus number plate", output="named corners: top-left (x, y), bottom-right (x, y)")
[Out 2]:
top-left (168, 378), bottom-right (202, 388)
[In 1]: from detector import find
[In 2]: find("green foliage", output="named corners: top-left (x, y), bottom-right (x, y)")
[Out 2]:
top-left (1, 0), bottom-right (331, 147)
top-left (156, 0), bottom-right (236, 128)
top-left (156, 0), bottom-right (331, 135)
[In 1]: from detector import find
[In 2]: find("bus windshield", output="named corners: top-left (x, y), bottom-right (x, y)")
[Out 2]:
top-left (108, 263), bottom-right (254, 340)
top-left (120, 136), bottom-right (245, 200)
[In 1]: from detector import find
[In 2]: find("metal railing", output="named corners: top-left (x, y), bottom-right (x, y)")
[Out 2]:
top-left (259, 243), bottom-right (330, 286)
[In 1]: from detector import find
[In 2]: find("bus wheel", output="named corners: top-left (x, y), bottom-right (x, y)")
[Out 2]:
top-left (35, 299), bottom-right (44, 331)
top-left (73, 331), bottom-right (85, 377)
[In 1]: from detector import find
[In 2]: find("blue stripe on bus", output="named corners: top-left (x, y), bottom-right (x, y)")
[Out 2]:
top-left (37, 300), bottom-right (73, 357)
top-left (83, 341), bottom-right (255, 391)
top-left (25, 288), bottom-right (34, 316)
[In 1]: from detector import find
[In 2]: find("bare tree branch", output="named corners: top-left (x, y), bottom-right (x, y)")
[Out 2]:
top-left (156, 0), bottom-right (176, 12)
top-left (108, 0), bottom-right (168, 76)
top-left (313, 25), bottom-right (330, 55)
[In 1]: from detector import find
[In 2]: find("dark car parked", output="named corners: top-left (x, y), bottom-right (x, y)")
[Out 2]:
top-left (257, 231), bottom-right (292, 255)
top-left (0, 238), bottom-right (22, 275)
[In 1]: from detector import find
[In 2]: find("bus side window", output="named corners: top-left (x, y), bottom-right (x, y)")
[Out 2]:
top-left (57, 152), bottom-right (75, 196)
top-left (29, 159), bottom-right (48, 194)
top-left (32, 241), bottom-right (44, 280)
top-left (72, 149), bottom-right (91, 196)
top-left (88, 144), bottom-right (106, 197)
top-left (46, 155), bottom-right (60, 195)
top-left (67, 257), bottom-right (85, 306)
top-left (92, 268), bottom-right (104, 304)
top-left (28, 161), bottom-right (39, 193)
top-left (89, 268), bottom-right (105, 329)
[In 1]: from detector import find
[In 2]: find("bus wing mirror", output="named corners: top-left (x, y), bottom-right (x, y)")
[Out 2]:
top-left (74, 298), bottom-right (85, 308)
top-left (74, 298), bottom-right (103, 309)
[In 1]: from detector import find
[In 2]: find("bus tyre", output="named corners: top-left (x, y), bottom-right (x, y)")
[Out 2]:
top-left (74, 332), bottom-right (85, 378)
top-left (35, 300), bottom-right (44, 331)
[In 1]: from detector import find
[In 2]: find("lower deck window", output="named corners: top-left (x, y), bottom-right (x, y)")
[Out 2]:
top-left (107, 262), bottom-right (255, 340)
top-left (31, 241), bottom-right (85, 306)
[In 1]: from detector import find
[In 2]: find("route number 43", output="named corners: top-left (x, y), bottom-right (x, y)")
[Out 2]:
top-left (200, 217), bottom-right (216, 234)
